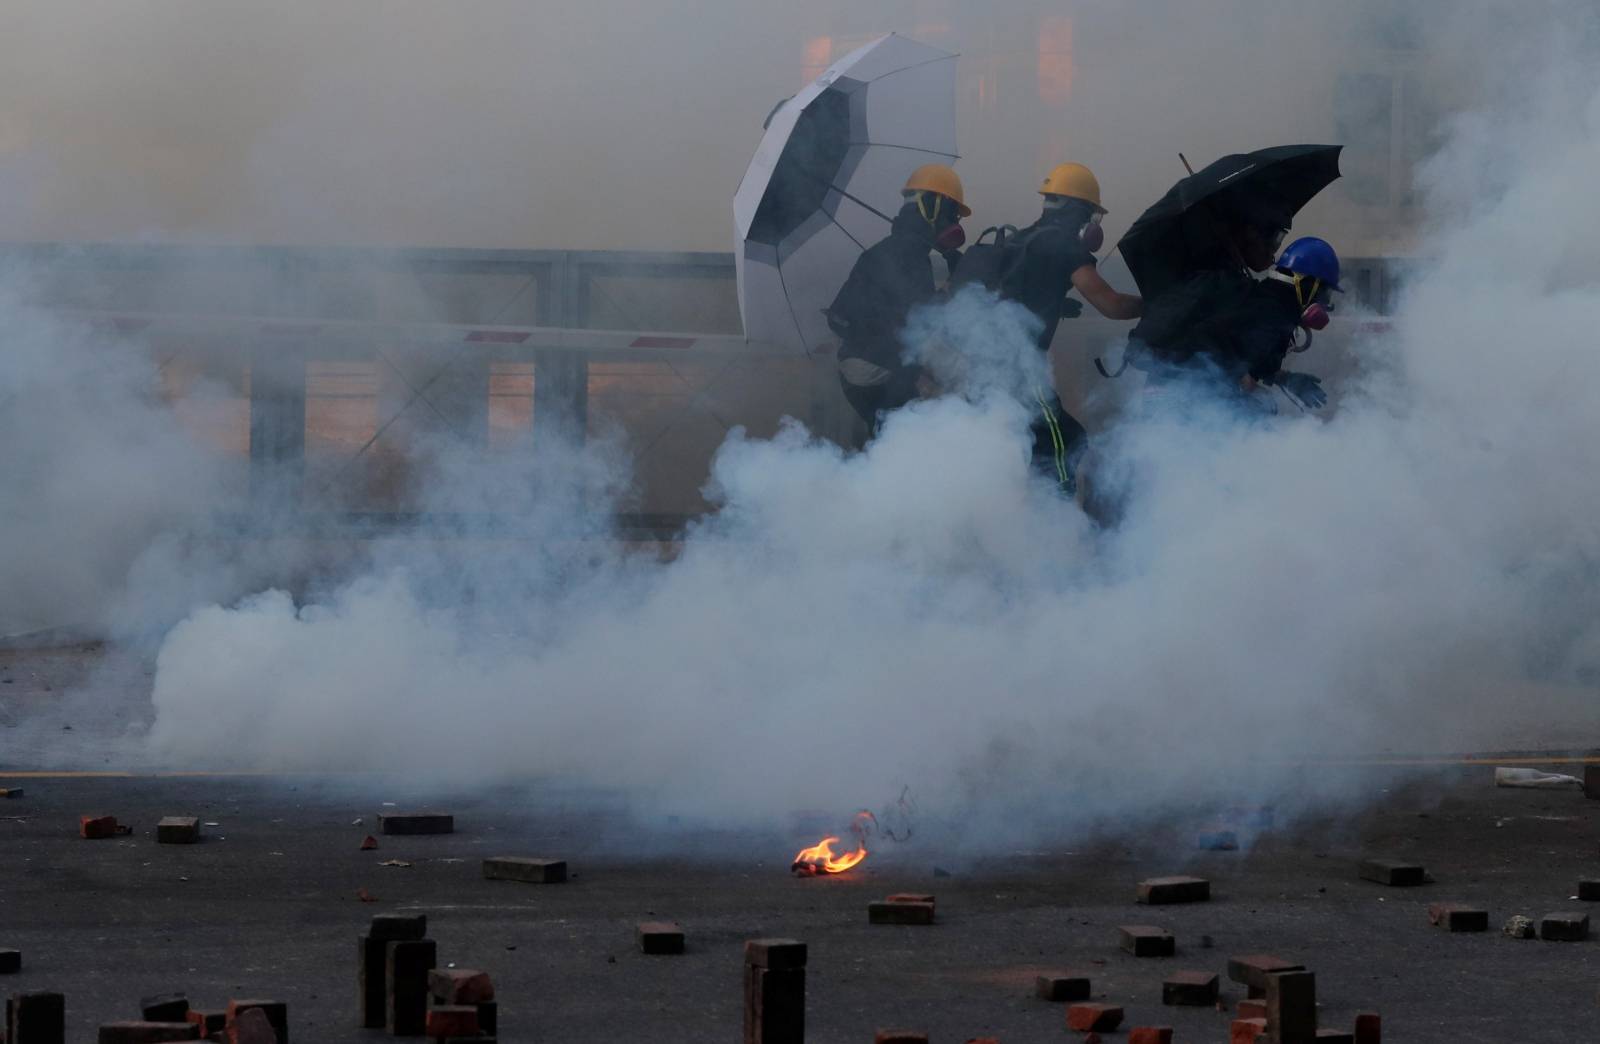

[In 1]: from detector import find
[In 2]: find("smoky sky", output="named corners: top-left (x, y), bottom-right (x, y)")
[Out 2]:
top-left (0, 1), bottom-right (1521, 253)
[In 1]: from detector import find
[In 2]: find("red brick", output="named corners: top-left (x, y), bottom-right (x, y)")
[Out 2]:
top-left (886, 893), bottom-right (935, 906)
top-left (156, 817), bottom-right (200, 844)
top-left (1353, 1012), bottom-right (1381, 1044)
top-left (638, 921), bottom-right (685, 954)
top-left (223, 1002), bottom-right (285, 1044)
top-left (474, 1000), bottom-right (497, 1036)
top-left (427, 968), bottom-right (495, 1004)
top-left (1578, 879), bottom-right (1600, 901)
top-left (1266, 970), bottom-right (1317, 1044)
top-left (139, 995), bottom-right (189, 1022)
top-left (1226, 954), bottom-right (1303, 992)
top-left (743, 938), bottom-right (807, 969)
top-left (385, 940), bottom-right (437, 1036)
top-left (1584, 764), bottom-right (1600, 799)
top-left (1137, 875), bottom-right (1211, 904)
top-left (1358, 859), bottom-right (1425, 886)
top-left (868, 900), bottom-right (934, 925)
top-left (80, 814), bottom-right (119, 839)
top-left (1162, 969), bottom-right (1218, 1006)
top-left (744, 964), bottom-right (804, 1044)
top-left (379, 811), bottom-right (453, 835)
top-left (424, 1006), bottom-right (480, 1038)
top-left (1427, 903), bottom-right (1487, 932)
top-left (1119, 925), bottom-right (1175, 957)
top-left (9, 991), bottom-right (65, 1044)
top-left (0, 948), bottom-right (18, 973)
top-left (1231, 1017), bottom-right (1267, 1043)
top-left (1035, 973), bottom-right (1091, 1002)
top-left (184, 1012), bottom-right (225, 1038)
top-left (874, 1033), bottom-right (928, 1044)
top-left (1129, 1029), bottom-right (1173, 1044)
top-left (224, 1010), bottom-right (273, 1044)
top-left (360, 835), bottom-right (378, 850)
top-left (481, 856), bottom-right (566, 882)
top-left (368, 913), bottom-right (427, 940)
top-left (1237, 998), bottom-right (1267, 1020)
top-left (358, 936), bottom-right (386, 1028)
top-left (1066, 1003), bottom-right (1123, 1032)
top-left (96, 1022), bottom-right (198, 1043)
top-left (1540, 911), bottom-right (1589, 940)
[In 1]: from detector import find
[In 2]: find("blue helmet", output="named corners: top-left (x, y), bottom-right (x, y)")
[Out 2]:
top-left (1276, 237), bottom-right (1341, 291)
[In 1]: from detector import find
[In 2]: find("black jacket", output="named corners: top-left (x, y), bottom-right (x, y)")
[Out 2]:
top-left (1007, 210), bottom-right (1097, 352)
top-left (1184, 276), bottom-right (1303, 381)
top-left (828, 205), bottom-right (940, 372)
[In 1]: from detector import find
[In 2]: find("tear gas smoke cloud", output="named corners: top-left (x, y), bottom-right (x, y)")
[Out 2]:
top-left (6, 4), bottom-right (1600, 849)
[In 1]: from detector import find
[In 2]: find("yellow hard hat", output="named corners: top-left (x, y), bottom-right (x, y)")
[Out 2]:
top-left (903, 163), bottom-right (972, 217)
top-left (1039, 162), bottom-right (1104, 211)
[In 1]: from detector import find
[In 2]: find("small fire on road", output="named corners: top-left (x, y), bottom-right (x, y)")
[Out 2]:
top-left (791, 811), bottom-right (874, 876)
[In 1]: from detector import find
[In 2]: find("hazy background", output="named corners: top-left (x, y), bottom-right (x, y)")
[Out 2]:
top-left (0, 0), bottom-right (1467, 254)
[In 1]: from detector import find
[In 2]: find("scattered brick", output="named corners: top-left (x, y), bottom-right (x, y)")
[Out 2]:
top-left (1066, 1003), bottom-right (1124, 1032)
top-left (1315, 1031), bottom-right (1355, 1042)
top-left (886, 893), bottom-right (935, 906)
top-left (184, 1011), bottom-right (224, 1038)
top-left (379, 812), bottom-right (454, 835)
top-left (1578, 879), bottom-right (1600, 901)
top-left (358, 935), bottom-right (388, 1028)
top-left (156, 817), bottom-right (200, 844)
top-left (1129, 1029), bottom-right (1174, 1044)
top-left (360, 835), bottom-right (378, 851)
top-left (356, 887), bottom-right (377, 903)
top-left (1503, 914), bottom-right (1536, 938)
top-left (9, 991), bottom-right (66, 1044)
top-left (385, 940), bottom-right (437, 1036)
top-left (1266, 970), bottom-right (1317, 1044)
top-left (1035, 973), bottom-right (1090, 1002)
top-left (1231, 1017), bottom-right (1267, 1043)
top-left (139, 994), bottom-right (189, 1021)
top-left (1238, 998), bottom-right (1267, 1020)
top-left (0, 788), bottom-right (21, 798)
top-left (1353, 1012), bottom-right (1381, 1044)
top-left (1227, 954), bottom-right (1304, 993)
top-left (424, 1006), bottom-right (480, 1039)
top-left (1584, 764), bottom-right (1600, 800)
top-left (1162, 970), bottom-right (1219, 1005)
top-left (80, 815), bottom-right (119, 839)
top-left (96, 1022), bottom-right (198, 1043)
top-left (744, 938), bottom-right (805, 1044)
top-left (638, 921), bottom-right (685, 955)
top-left (482, 856), bottom-right (567, 883)
top-left (874, 1033), bottom-right (927, 1044)
top-left (222, 1002), bottom-right (285, 1044)
top-left (1358, 859), bottom-right (1426, 886)
top-left (1539, 911), bottom-right (1589, 941)
top-left (369, 913), bottom-right (428, 940)
top-left (869, 900), bottom-right (934, 925)
top-left (474, 1000), bottom-right (497, 1036)
top-left (224, 1009), bottom-right (273, 1044)
top-left (1198, 830), bottom-right (1239, 850)
top-left (1119, 925), bottom-right (1175, 957)
top-left (0, 950), bottom-right (18, 974)
top-left (428, 968), bottom-right (495, 1004)
top-left (744, 938), bottom-right (807, 969)
top-left (1427, 903), bottom-right (1487, 932)
top-left (1138, 876), bottom-right (1211, 904)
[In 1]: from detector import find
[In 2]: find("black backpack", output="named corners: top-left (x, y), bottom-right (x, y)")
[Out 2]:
top-left (950, 224), bottom-right (1043, 297)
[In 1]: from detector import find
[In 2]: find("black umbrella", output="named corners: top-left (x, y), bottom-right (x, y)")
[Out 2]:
top-left (1116, 144), bottom-right (1342, 298)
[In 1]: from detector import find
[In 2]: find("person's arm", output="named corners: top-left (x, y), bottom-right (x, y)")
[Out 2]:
top-left (1070, 265), bottom-right (1143, 320)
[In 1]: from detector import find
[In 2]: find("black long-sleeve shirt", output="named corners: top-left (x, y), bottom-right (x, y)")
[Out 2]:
top-left (828, 206), bottom-right (939, 373)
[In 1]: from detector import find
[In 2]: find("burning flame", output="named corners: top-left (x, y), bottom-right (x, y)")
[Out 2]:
top-left (791, 810), bottom-right (874, 875)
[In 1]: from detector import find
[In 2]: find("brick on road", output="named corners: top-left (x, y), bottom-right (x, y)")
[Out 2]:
top-left (868, 900), bottom-right (934, 925)
top-left (1358, 859), bottom-right (1426, 886)
top-left (1137, 876), bottom-right (1210, 904)
top-left (1066, 1003), bottom-right (1123, 1032)
top-left (1035, 973), bottom-right (1090, 1002)
top-left (637, 921), bottom-right (685, 954)
top-left (379, 812), bottom-right (454, 835)
top-left (481, 856), bottom-right (566, 883)
top-left (1119, 925), bottom-right (1175, 957)
top-left (96, 1022), bottom-right (197, 1043)
top-left (1162, 970), bottom-right (1219, 1005)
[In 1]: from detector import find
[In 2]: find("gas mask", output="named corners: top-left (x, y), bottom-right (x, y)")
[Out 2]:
top-left (1079, 211), bottom-right (1105, 253)
top-left (1043, 195), bottom-right (1106, 252)
top-left (935, 222), bottom-right (966, 252)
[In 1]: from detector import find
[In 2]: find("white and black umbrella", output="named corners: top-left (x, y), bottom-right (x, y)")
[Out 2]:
top-left (734, 34), bottom-right (958, 354)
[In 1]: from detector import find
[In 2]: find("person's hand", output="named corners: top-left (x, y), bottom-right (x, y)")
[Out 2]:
top-left (915, 372), bottom-right (939, 398)
top-left (1059, 298), bottom-right (1084, 319)
top-left (1277, 371), bottom-right (1327, 409)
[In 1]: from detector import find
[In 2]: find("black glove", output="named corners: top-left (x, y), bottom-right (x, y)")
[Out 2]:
top-left (1059, 297), bottom-right (1084, 320)
top-left (1276, 371), bottom-right (1327, 410)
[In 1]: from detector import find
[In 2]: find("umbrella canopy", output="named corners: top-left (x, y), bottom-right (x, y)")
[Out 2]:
top-left (1116, 144), bottom-right (1342, 298)
top-left (734, 34), bottom-right (958, 354)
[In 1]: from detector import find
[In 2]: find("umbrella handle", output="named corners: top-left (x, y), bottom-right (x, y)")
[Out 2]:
top-left (1095, 356), bottom-right (1128, 379)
